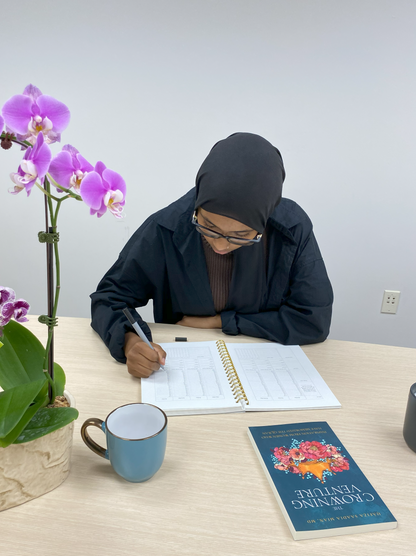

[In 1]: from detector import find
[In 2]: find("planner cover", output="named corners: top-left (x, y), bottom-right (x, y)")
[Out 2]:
top-left (247, 421), bottom-right (397, 540)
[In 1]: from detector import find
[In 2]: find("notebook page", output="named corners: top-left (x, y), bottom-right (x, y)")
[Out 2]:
top-left (141, 341), bottom-right (242, 415)
top-left (225, 343), bottom-right (341, 411)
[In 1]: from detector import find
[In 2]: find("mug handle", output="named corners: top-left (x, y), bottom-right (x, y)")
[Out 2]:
top-left (81, 418), bottom-right (109, 459)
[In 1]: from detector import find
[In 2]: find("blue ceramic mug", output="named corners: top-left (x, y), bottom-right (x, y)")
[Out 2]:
top-left (81, 403), bottom-right (167, 482)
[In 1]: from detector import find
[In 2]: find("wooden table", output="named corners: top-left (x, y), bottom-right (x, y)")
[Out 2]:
top-left (2, 316), bottom-right (416, 555)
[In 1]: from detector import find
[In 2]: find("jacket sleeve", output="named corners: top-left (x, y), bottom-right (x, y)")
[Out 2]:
top-left (221, 231), bottom-right (333, 345)
top-left (90, 225), bottom-right (160, 364)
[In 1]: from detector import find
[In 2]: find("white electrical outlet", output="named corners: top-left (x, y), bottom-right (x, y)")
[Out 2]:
top-left (381, 290), bottom-right (400, 314)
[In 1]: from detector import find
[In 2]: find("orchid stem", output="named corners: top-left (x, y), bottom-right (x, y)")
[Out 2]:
top-left (47, 173), bottom-right (83, 201)
top-left (44, 369), bottom-right (56, 400)
top-left (0, 132), bottom-right (31, 149)
top-left (41, 176), bottom-right (62, 404)
top-left (37, 173), bottom-right (73, 404)
top-left (35, 181), bottom-right (61, 202)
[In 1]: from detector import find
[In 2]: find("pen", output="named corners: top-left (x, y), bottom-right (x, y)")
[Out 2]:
top-left (122, 307), bottom-right (165, 371)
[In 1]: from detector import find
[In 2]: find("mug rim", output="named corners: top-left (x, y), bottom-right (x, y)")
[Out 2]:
top-left (105, 402), bottom-right (167, 441)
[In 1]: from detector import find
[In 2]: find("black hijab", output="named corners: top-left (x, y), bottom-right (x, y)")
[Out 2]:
top-left (194, 133), bottom-right (286, 315)
top-left (194, 132), bottom-right (285, 232)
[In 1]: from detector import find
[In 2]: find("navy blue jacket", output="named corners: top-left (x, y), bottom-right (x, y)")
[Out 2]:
top-left (91, 189), bottom-right (333, 363)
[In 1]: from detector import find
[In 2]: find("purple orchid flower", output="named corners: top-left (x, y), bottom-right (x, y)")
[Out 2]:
top-left (1, 84), bottom-right (70, 145)
top-left (12, 299), bottom-right (30, 323)
top-left (0, 114), bottom-right (4, 133)
top-left (49, 144), bottom-right (94, 193)
top-left (0, 287), bottom-right (29, 336)
top-left (9, 132), bottom-right (52, 196)
top-left (80, 161), bottom-right (126, 218)
top-left (0, 301), bottom-right (15, 329)
top-left (0, 287), bottom-right (16, 306)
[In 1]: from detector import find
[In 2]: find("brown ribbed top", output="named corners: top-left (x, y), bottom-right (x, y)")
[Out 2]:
top-left (202, 237), bottom-right (234, 313)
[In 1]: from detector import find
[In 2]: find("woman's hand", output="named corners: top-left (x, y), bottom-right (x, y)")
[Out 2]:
top-left (176, 315), bottom-right (222, 329)
top-left (124, 332), bottom-right (166, 378)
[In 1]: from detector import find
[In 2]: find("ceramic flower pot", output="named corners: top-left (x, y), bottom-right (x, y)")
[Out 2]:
top-left (0, 390), bottom-right (76, 512)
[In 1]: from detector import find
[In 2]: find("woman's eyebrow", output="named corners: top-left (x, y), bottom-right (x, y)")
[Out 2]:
top-left (202, 216), bottom-right (220, 228)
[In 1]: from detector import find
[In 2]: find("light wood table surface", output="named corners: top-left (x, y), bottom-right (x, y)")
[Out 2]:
top-left (2, 316), bottom-right (416, 556)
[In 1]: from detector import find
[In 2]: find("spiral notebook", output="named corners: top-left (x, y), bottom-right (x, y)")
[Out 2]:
top-left (141, 341), bottom-right (341, 416)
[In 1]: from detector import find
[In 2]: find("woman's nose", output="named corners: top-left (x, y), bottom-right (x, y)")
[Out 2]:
top-left (212, 237), bottom-right (229, 250)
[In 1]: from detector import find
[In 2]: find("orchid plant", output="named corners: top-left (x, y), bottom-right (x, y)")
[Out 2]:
top-left (0, 85), bottom-right (126, 448)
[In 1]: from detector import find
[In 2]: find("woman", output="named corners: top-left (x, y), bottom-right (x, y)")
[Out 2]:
top-left (91, 133), bottom-right (333, 378)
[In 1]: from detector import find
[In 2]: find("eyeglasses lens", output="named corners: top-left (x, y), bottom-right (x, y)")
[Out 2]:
top-left (195, 226), bottom-right (254, 245)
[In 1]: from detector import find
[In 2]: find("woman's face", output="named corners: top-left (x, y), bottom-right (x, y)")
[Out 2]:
top-left (197, 208), bottom-right (258, 255)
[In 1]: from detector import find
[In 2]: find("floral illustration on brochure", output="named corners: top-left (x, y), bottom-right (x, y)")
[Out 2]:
top-left (271, 439), bottom-right (350, 483)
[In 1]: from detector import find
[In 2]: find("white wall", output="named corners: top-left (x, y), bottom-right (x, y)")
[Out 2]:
top-left (1, 0), bottom-right (415, 348)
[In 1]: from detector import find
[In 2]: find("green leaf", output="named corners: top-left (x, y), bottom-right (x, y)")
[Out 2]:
top-left (0, 396), bottom-right (47, 447)
top-left (0, 321), bottom-right (72, 447)
top-left (0, 320), bottom-right (45, 389)
top-left (14, 407), bottom-right (79, 444)
top-left (54, 361), bottom-right (66, 396)
top-left (0, 319), bottom-right (67, 394)
top-left (0, 378), bottom-right (47, 439)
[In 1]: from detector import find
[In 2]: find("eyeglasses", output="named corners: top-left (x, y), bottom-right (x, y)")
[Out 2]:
top-left (192, 211), bottom-right (262, 246)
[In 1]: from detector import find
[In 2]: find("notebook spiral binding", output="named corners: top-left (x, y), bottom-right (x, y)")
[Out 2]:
top-left (216, 340), bottom-right (249, 405)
